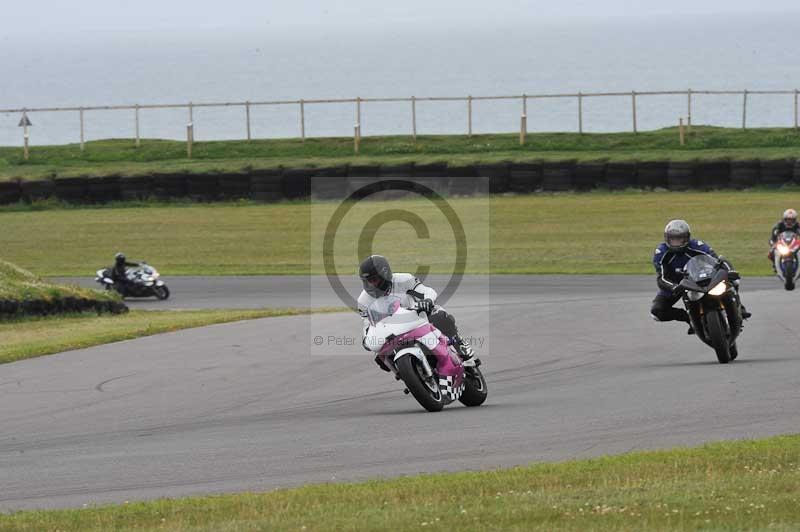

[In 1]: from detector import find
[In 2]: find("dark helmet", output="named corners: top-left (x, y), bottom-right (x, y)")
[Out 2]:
top-left (664, 219), bottom-right (691, 252)
top-left (115, 252), bottom-right (126, 265)
top-left (359, 255), bottom-right (393, 298)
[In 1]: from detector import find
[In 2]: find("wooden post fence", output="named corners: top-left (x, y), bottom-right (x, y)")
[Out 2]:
top-left (134, 105), bottom-right (141, 148)
top-left (679, 117), bottom-right (685, 146)
top-left (245, 101), bottom-right (251, 141)
top-left (411, 96), bottom-right (417, 142)
top-left (356, 97), bottom-right (362, 135)
top-left (79, 108), bottom-right (85, 152)
top-left (742, 89), bottom-right (748, 130)
top-left (520, 115), bottom-right (527, 145)
top-left (687, 88), bottom-right (692, 132)
top-left (354, 124), bottom-right (361, 154)
top-left (578, 92), bottom-right (584, 134)
top-left (300, 99), bottom-right (306, 143)
top-left (631, 91), bottom-right (638, 133)
top-left (467, 95), bottom-right (473, 137)
top-left (187, 123), bottom-right (194, 158)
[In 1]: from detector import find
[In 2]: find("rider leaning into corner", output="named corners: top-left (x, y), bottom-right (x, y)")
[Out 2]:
top-left (110, 252), bottom-right (140, 292)
top-left (767, 208), bottom-right (800, 268)
top-left (357, 255), bottom-right (478, 370)
top-left (651, 220), bottom-right (752, 334)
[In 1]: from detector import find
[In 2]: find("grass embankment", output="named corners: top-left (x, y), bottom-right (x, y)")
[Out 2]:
top-left (0, 308), bottom-right (343, 365)
top-left (1, 126), bottom-right (799, 180)
top-left (0, 258), bottom-right (123, 317)
top-left (0, 191), bottom-right (797, 277)
top-left (2, 434), bottom-right (799, 531)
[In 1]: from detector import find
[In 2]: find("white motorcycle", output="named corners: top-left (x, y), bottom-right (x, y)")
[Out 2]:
top-left (95, 262), bottom-right (170, 300)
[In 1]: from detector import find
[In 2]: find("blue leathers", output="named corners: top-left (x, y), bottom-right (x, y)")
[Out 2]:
top-left (653, 239), bottom-right (717, 297)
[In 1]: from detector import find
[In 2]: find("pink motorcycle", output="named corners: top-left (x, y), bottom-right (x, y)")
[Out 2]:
top-left (364, 295), bottom-right (488, 412)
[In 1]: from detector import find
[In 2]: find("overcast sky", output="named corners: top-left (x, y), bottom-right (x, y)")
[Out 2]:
top-left (3, 0), bottom-right (799, 36)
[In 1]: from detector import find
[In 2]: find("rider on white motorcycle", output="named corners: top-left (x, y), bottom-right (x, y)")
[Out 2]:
top-left (768, 209), bottom-right (800, 269)
top-left (357, 255), bottom-right (476, 371)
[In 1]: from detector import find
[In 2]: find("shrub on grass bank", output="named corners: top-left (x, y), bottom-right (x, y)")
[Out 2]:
top-left (0, 259), bottom-right (127, 318)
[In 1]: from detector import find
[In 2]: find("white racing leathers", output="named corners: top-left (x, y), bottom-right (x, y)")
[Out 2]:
top-left (358, 273), bottom-right (438, 346)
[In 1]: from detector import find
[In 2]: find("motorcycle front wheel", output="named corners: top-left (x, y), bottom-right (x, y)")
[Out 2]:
top-left (459, 367), bottom-right (488, 407)
top-left (705, 310), bottom-right (731, 364)
top-left (396, 355), bottom-right (444, 412)
top-left (154, 285), bottom-right (170, 300)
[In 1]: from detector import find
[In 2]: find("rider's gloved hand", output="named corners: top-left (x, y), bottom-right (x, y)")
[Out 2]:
top-left (416, 298), bottom-right (434, 314)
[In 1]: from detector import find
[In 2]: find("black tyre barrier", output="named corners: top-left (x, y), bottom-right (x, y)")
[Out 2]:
top-left (346, 165), bottom-right (380, 195)
top-left (412, 162), bottom-right (449, 196)
top-left (729, 160), bottom-right (760, 189)
top-left (86, 176), bottom-right (120, 203)
top-left (477, 163), bottom-right (510, 194)
top-left (574, 162), bottom-right (606, 190)
top-left (119, 176), bottom-right (153, 200)
top-left (760, 159), bottom-right (794, 187)
top-left (217, 173), bottom-right (251, 200)
top-left (0, 297), bottom-right (127, 319)
top-left (54, 177), bottom-right (89, 202)
top-left (542, 161), bottom-right (575, 191)
top-left (378, 164), bottom-right (415, 199)
top-left (667, 162), bottom-right (695, 190)
top-left (312, 167), bottom-right (349, 200)
top-left (794, 160), bottom-right (800, 185)
top-left (0, 181), bottom-right (21, 204)
top-left (605, 162), bottom-right (637, 190)
top-left (250, 169), bottom-right (284, 202)
top-left (447, 166), bottom-right (481, 196)
top-left (637, 161), bottom-right (669, 189)
top-left (695, 161), bottom-right (730, 189)
top-left (186, 174), bottom-right (220, 201)
top-left (509, 163), bottom-right (542, 193)
top-left (282, 169), bottom-right (312, 200)
top-left (20, 179), bottom-right (55, 202)
top-left (151, 173), bottom-right (188, 199)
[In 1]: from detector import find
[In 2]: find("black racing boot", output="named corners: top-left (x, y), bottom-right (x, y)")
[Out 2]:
top-left (741, 305), bottom-right (752, 319)
top-left (453, 334), bottom-right (475, 362)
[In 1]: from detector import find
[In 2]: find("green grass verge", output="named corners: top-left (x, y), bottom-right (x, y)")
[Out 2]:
top-left (1, 190), bottom-right (797, 277)
top-left (0, 308), bottom-right (344, 365)
top-left (1, 126), bottom-right (799, 180)
top-left (2, 434), bottom-right (798, 531)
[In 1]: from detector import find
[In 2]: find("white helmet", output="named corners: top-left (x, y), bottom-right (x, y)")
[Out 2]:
top-left (783, 209), bottom-right (798, 228)
top-left (664, 220), bottom-right (691, 251)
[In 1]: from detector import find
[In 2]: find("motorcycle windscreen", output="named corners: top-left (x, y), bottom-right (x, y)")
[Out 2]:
top-left (367, 295), bottom-right (402, 326)
top-left (684, 255), bottom-right (717, 283)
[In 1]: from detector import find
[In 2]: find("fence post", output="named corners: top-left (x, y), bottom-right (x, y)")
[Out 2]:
top-left (742, 89), bottom-right (748, 130)
top-left (522, 93), bottom-right (527, 117)
top-left (578, 92), bottom-right (584, 134)
top-left (300, 99), bottom-right (306, 143)
top-left (356, 97), bottom-right (362, 135)
top-left (411, 96), bottom-right (417, 143)
top-left (22, 112), bottom-right (29, 161)
top-left (520, 115), bottom-right (527, 145)
top-left (687, 88), bottom-right (692, 132)
top-left (134, 105), bottom-right (141, 148)
top-left (79, 108), bottom-right (85, 152)
top-left (467, 95), bottom-right (473, 137)
top-left (631, 91), bottom-right (638, 134)
top-left (188, 101), bottom-right (194, 124)
top-left (354, 124), bottom-right (360, 154)
top-left (679, 118), bottom-right (685, 146)
top-left (794, 89), bottom-right (798, 131)
top-left (187, 123), bottom-right (194, 158)
top-left (245, 101), bottom-right (251, 142)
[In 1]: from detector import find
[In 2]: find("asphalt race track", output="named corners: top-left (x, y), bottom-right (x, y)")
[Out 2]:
top-left (2, 275), bottom-right (800, 510)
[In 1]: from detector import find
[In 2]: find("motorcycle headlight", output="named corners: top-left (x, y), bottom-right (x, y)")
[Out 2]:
top-left (777, 244), bottom-right (791, 256)
top-left (708, 281), bottom-right (727, 296)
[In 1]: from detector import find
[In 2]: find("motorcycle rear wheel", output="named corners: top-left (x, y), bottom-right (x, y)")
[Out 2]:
top-left (705, 310), bottom-right (731, 364)
top-left (396, 355), bottom-right (444, 412)
top-left (459, 367), bottom-right (488, 407)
